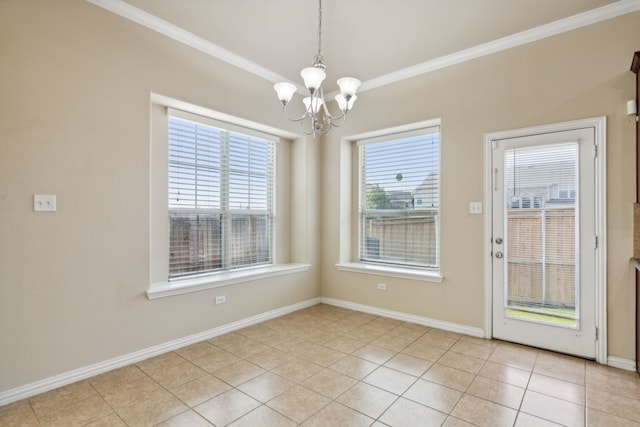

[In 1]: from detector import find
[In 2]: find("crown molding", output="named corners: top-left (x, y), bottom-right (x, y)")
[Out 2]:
top-left (85, 0), bottom-right (305, 93)
top-left (87, 0), bottom-right (640, 95)
top-left (359, 0), bottom-right (640, 93)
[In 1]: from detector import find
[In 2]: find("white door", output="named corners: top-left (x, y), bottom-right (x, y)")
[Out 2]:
top-left (491, 127), bottom-right (597, 358)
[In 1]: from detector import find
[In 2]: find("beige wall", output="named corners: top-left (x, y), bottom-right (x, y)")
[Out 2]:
top-left (321, 12), bottom-right (639, 361)
top-left (0, 0), bottom-right (638, 395)
top-left (0, 0), bottom-right (319, 393)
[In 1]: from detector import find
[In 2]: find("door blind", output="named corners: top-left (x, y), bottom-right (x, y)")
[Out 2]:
top-left (504, 142), bottom-right (579, 326)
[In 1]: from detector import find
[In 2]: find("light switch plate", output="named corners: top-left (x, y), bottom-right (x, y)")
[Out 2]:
top-left (34, 194), bottom-right (56, 212)
top-left (469, 201), bottom-right (482, 214)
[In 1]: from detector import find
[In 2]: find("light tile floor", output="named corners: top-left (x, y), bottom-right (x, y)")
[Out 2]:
top-left (1, 303), bottom-right (639, 426)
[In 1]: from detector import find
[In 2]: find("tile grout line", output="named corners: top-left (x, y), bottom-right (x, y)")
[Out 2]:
top-left (9, 304), bottom-right (638, 426)
top-left (510, 347), bottom-right (537, 427)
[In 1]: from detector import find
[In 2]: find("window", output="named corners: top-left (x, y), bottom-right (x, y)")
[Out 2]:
top-left (168, 110), bottom-right (275, 279)
top-left (358, 126), bottom-right (440, 270)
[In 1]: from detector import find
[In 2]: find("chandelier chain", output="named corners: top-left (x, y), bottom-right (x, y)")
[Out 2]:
top-left (315, 0), bottom-right (323, 65)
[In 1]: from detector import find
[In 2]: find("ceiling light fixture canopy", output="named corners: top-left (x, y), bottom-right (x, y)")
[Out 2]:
top-left (274, 0), bottom-right (361, 137)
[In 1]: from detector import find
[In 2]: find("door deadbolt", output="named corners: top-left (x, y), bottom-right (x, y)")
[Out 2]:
top-left (495, 237), bottom-right (503, 244)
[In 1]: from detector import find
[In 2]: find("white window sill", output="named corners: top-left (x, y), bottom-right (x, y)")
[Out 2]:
top-left (335, 262), bottom-right (443, 283)
top-left (147, 263), bottom-right (311, 299)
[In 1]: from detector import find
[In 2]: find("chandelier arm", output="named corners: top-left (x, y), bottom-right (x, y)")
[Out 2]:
top-left (320, 87), bottom-right (350, 121)
top-left (281, 103), bottom-right (310, 122)
top-left (316, 118), bottom-right (332, 136)
top-left (318, 87), bottom-right (330, 118)
top-left (299, 116), bottom-right (318, 136)
top-left (300, 120), bottom-right (315, 135)
top-left (323, 108), bottom-right (346, 122)
top-left (326, 111), bottom-right (348, 128)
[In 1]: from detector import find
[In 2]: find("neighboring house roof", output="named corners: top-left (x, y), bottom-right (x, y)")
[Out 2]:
top-left (413, 172), bottom-right (439, 208)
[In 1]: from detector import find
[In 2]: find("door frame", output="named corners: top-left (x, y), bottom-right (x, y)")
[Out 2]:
top-left (483, 116), bottom-right (607, 364)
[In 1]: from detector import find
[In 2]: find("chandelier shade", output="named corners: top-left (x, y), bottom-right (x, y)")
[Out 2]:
top-left (300, 67), bottom-right (326, 92)
top-left (274, 82), bottom-right (297, 104)
top-left (303, 97), bottom-right (322, 114)
top-left (274, 0), bottom-right (361, 136)
top-left (337, 77), bottom-right (361, 97)
top-left (335, 94), bottom-right (357, 112)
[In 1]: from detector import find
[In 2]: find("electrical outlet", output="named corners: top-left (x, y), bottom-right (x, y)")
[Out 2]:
top-left (215, 295), bottom-right (226, 304)
top-left (377, 283), bottom-right (387, 291)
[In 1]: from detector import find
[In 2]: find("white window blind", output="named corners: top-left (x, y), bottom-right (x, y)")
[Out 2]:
top-left (504, 143), bottom-right (579, 326)
top-left (358, 126), bottom-right (440, 269)
top-left (168, 110), bottom-right (275, 279)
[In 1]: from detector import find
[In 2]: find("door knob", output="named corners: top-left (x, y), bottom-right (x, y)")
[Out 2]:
top-left (495, 251), bottom-right (503, 259)
top-left (495, 237), bottom-right (503, 244)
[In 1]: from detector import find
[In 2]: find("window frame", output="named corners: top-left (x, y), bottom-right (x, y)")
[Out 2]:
top-left (167, 110), bottom-right (276, 279)
top-left (336, 119), bottom-right (443, 283)
top-left (147, 97), bottom-right (309, 299)
top-left (357, 126), bottom-right (441, 270)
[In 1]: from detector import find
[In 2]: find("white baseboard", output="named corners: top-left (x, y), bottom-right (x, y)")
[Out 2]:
top-left (321, 297), bottom-right (485, 338)
top-left (4, 295), bottom-right (632, 407)
top-left (322, 297), bottom-right (640, 373)
top-left (0, 297), bottom-right (321, 407)
top-left (607, 356), bottom-right (637, 372)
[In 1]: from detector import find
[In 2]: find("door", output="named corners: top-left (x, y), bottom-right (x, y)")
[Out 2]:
top-left (492, 128), bottom-right (596, 358)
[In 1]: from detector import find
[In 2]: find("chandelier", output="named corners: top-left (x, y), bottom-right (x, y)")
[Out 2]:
top-left (274, 0), bottom-right (361, 136)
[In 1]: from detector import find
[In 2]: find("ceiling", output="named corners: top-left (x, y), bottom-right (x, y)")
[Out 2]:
top-left (91, 0), bottom-right (635, 94)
